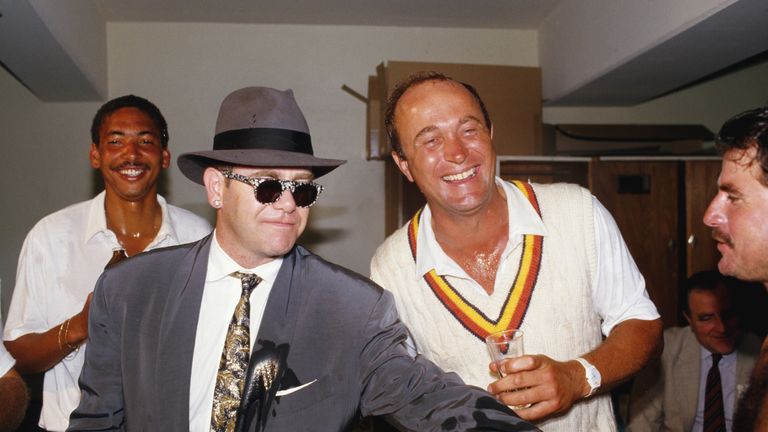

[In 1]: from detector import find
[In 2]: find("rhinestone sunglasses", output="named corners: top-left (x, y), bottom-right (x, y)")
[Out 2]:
top-left (219, 169), bottom-right (324, 208)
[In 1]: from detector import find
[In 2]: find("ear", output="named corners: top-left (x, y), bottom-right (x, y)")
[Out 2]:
top-left (161, 148), bottom-right (171, 169)
top-left (683, 311), bottom-right (692, 326)
top-left (89, 143), bottom-right (101, 168)
top-left (391, 151), bottom-right (414, 183)
top-left (203, 167), bottom-right (225, 209)
top-left (490, 123), bottom-right (494, 140)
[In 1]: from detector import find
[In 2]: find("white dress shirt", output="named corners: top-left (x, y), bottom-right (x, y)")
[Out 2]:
top-left (415, 177), bottom-right (659, 336)
top-left (3, 191), bottom-right (212, 431)
top-left (188, 232), bottom-right (282, 432)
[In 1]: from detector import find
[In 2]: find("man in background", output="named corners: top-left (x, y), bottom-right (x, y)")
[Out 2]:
top-left (703, 106), bottom-right (768, 430)
top-left (371, 71), bottom-right (662, 431)
top-left (3, 95), bottom-right (211, 431)
top-left (627, 270), bottom-right (761, 431)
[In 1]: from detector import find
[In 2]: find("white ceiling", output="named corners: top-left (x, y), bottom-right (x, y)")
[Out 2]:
top-left (1, 0), bottom-right (767, 105)
top-left (96, 0), bottom-right (560, 29)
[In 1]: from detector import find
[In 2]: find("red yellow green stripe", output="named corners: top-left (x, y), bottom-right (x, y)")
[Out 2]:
top-left (407, 180), bottom-right (543, 341)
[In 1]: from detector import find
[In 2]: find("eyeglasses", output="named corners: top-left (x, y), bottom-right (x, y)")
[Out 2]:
top-left (219, 169), bottom-right (324, 208)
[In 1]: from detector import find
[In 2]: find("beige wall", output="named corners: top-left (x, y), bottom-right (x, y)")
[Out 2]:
top-left (0, 69), bottom-right (100, 316)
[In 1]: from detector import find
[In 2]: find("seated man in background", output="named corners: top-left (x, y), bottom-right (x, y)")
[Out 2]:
top-left (3, 95), bottom-right (211, 431)
top-left (627, 270), bottom-right (761, 431)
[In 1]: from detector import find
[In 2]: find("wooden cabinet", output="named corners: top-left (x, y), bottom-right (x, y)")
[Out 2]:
top-left (684, 160), bottom-right (723, 275)
top-left (499, 156), bottom-right (722, 327)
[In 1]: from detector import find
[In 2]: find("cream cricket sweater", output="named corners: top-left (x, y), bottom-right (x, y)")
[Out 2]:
top-left (371, 182), bottom-right (616, 432)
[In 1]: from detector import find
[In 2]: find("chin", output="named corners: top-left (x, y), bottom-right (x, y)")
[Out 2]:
top-left (717, 260), bottom-right (737, 278)
top-left (267, 242), bottom-right (297, 257)
top-left (715, 346), bottom-right (737, 356)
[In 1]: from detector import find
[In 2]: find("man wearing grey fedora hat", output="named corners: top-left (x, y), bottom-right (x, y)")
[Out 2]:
top-left (68, 87), bottom-right (538, 432)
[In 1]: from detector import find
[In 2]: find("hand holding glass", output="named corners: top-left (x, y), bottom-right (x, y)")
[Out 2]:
top-left (485, 329), bottom-right (530, 410)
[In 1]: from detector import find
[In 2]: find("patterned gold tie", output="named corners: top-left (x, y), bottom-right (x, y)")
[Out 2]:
top-left (210, 272), bottom-right (262, 432)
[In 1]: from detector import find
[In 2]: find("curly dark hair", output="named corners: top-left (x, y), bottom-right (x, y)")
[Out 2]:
top-left (384, 71), bottom-right (491, 158)
top-left (90, 95), bottom-right (169, 148)
top-left (715, 106), bottom-right (768, 185)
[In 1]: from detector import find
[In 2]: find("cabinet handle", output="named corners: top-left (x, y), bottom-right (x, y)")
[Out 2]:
top-left (687, 234), bottom-right (696, 248)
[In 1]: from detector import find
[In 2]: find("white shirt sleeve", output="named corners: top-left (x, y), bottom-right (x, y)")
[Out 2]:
top-left (0, 313), bottom-right (15, 376)
top-left (591, 196), bottom-right (660, 335)
top-left (3, 229), bottom-right (51, 341)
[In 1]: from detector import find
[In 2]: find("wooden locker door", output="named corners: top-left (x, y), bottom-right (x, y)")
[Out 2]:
top-left (591, 160), bottom-right (680, 328)
top-left (499, 159), bottom-right (590, 187)
top-left (684, 160), bottom-right (722, 275)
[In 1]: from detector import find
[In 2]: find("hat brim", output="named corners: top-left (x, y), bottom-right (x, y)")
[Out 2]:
top-left (178, 149), bottom-right (346, 185)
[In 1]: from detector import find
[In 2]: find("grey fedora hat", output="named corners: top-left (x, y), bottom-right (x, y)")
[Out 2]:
top-left (178, 87), bottom-right (346, 185)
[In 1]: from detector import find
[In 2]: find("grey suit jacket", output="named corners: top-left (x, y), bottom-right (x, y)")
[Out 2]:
top-left (627, 326), bottom-right (760, 432)
top-left (68, 235), bottom-right (537, 432)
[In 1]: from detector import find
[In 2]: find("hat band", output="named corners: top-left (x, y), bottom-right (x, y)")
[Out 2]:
top-left (213, 128), bottom-right (313, 155)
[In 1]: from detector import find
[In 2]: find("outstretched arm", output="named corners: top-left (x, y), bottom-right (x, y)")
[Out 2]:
top-left (360, 291), bottom-right (541, 431)
top-left (67, 278), bottom-right (124, 431)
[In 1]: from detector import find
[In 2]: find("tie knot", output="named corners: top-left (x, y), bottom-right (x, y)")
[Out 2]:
top-left (712, 353), bottom-right (722, 365)
top-left (232, 271), bottom-right (262, 296)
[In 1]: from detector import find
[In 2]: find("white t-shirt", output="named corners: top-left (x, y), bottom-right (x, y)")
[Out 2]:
top-left (3, 191), bottom-right (212, 431)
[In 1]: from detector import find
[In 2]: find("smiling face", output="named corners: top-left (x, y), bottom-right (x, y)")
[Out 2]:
top-left (703, 146), bottom-right (768, 285)
top-left (205, 166), bottom-right (311, 268)
top-left (685, 284), bottom-right (740, 355)
top-left (89, 107), bottom-right (170, 203)
top-left (391, 80), bottom-right (497, 218)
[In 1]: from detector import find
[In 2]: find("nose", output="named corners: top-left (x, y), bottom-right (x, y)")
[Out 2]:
top-left (124, 139), bottom-right (140, 160)
top-left (712, 315), bottom-right (726, 333)
top-left (443, 135), bottom-right (468, 164)
top-left (272, 188), bottom-right (297, 213)
top-left (703, 194), bottom-right (724, 227)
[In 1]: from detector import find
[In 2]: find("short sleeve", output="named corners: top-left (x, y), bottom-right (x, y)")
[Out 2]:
top-left (591, 196), bottom-right (660, 335)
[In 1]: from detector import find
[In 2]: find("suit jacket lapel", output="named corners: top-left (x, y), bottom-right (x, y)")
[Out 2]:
top-left (734, 333), bottom-right (762, 409)
top-left (678, 330), bottom-right (701, 430)
top-left (252, 246), bottom-right (303, 354)
top-left (237, 247), bottom-right (305, 430)
top-left (155, 235), bottom-right (212, 429)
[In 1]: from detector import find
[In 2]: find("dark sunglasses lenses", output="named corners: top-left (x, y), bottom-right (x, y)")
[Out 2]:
top-left (292, 183), bottom-right (319, 207)
top-left (255, 180), bottom-right (284, 204)
top-left (254, 180), bottom-right (319, 207)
